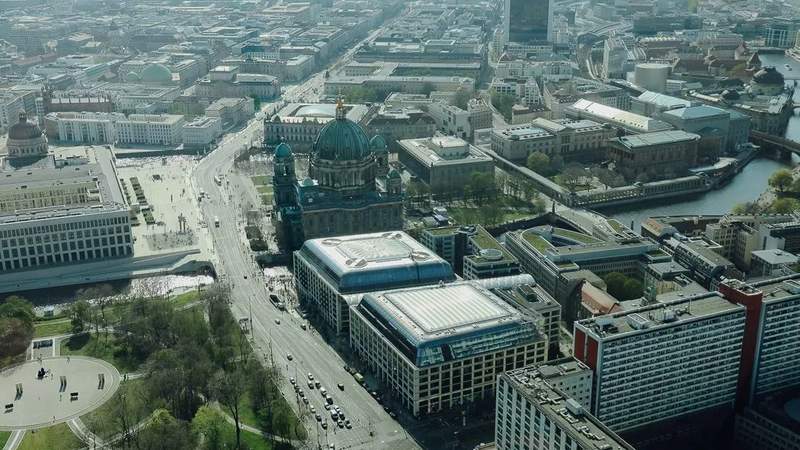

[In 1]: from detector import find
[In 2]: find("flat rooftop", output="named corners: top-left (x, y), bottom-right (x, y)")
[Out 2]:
top-left (360, 281), bottom-right (526, 347)
top-left (568, 98), bottom-right (673, 132)
top-left (399, 137), bottom-right (491, 167)
top-left (494, 124), bottom-right (553, 141)
top-left (578, 292), bottom-right (744, 340)
top-left (503, 368), bottom-right (634, 450)
top-left (274, 102), bottom-right (369, 124)
top-left (297, 231), bottom-right (455, 293)
top-left (748, 276), bottom-right (800, 305)
top-left (614, 130), bottom-right (700, 149)
top-left (0, 146), bottom-right (127, 224)
top-left (518, 227), bottom-right (657, 261)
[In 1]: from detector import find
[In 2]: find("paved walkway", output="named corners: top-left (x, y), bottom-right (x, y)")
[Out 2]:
top-left (1, 430), bottom-right (24, 450)
top-left (213, 403), bottom-right (303, 447)
top-left (68, 418), bottom-right (104, 449)
top-left (0, 356), bottom-right (121, 431)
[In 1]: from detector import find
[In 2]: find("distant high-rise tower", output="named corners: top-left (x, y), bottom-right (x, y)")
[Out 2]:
top-left (505, 0), bottom-right (555, 44)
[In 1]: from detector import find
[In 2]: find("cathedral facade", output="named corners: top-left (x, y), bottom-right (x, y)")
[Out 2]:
top-left (272, 100), bottom-right (403, 249)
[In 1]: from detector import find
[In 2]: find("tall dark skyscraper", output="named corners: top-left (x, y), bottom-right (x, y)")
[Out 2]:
top-left (505, 0), bottom-right (554, 43)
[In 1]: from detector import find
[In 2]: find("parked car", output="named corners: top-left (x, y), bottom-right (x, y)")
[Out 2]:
top-left (287, 353), bottom-right (293, 361)
top-left (337, 383), bottom-right (344, 391)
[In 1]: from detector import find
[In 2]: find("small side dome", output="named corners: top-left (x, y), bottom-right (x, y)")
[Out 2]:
top-left (141, 63), bottom-right (172, 83)
top-left (370, 135), bottom-right (388, 152)
top-left (275, 142), bottom-right (293, 157)
top-left (300, 177), bottom-right (315, 187)
top-left (387, 168), bottom-right (401, 179)
top-left (124, 71), bottom-right (141, 82)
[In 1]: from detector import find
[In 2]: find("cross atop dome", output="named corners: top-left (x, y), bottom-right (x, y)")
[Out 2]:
top-left (335, 95), bottom-right (346, 120)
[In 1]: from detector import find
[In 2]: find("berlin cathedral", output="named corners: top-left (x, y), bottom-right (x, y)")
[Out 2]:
top-left (271, 100), bottom-right (403, 249)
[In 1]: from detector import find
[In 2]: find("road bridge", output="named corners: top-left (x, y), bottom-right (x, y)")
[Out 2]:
top-left (751, 130), bottom-right (800, 159)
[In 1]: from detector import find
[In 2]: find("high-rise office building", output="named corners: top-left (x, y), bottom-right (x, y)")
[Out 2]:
top-left (505, 0), bottom-right (555, 44)
top-left (574, 292), bottom-right (746, 432)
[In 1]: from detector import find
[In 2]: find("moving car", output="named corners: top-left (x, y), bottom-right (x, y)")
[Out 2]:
top-left (337, 383), bottom-right (344, 391)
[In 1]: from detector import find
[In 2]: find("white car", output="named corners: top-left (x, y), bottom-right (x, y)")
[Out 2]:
top-left (307, 373), bottom-right (314, 381)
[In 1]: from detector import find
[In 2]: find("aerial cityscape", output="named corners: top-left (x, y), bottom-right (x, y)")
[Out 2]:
top-left (1, 0), bottom-right (800, 449)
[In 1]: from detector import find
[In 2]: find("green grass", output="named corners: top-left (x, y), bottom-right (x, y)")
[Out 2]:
top-left (60, 333), bottom-right (142, 373)
top-left (251, 176), bottom-right (271, 186)
top-left (224, 416), bottom-right (277, 450)
top-left (33, 318), bottom-right (72, 338)
top-left (552, 228), bottom-right (601, 244)
top-left (0, 431), bottom-right (9, 448)
top-left (18, 423), bottom-right (83, 450)
top-left (238, 392), bottom-right (260, 428)
top-left (608, 219), bottom-right (626, 233)
top-left (256, 185), bottom-right (273, 194)
top-left (261, 194), bottom-right (273, 205)
top-left (236, 392), bottom-right (307, 441)
top-left (82, 379), bottom-right (154, 440)
top-left (522, 231), bottom-right (554, 252)
top-left (171, 290), bottom-right (201, 309)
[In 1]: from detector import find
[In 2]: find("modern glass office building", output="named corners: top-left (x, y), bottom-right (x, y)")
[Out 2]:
top-left (506, 0), bottom-right (554, 43)
top-left (293, 231), bottom-right (456, 334)
top-left (350, 281), bottom-right (546, 416)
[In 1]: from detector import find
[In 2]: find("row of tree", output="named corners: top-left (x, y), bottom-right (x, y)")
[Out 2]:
top-left (527, 152), bottom-right (630, 192)
top-left (0, 296), bottom-right (35, 362)
top-left (77, 287), bottom-right (301, 450)
top-left (603, 272), bottom-right (644, 301)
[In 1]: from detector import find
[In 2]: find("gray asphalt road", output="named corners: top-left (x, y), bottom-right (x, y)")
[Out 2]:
top-left (191, 17), bottom-right (421, 450)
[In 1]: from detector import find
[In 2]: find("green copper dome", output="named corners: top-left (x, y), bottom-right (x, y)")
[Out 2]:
top-left (313, 117), bottom-right (371, 161)
top-left (275, 142), bottom-right (292, 157)
top-left (370, 135), bottom-right (388, 153)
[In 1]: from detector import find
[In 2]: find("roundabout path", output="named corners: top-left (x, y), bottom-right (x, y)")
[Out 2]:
top-left (0, 356), bottom-right (121, 432)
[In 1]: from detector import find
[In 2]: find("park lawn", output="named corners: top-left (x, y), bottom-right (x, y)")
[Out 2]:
top-left (0, 431), bottom-right (9, 448)
top-left (239, 426), bottom-right (278, 450)
top-left (171, 290), bottom-right (201, 309)
top-left (448, 206), bottom-right (534, 226)
top-left (256, 185), bottom-right (273, 194)
top-left (261, 194), bottom-right (273, 205)
top-left (236, 390), bottom-right (306, 441)
top-left (60, 333), bottom-right (142, 373)
top-left (251, 176), bottom-right (271, 186)
top-left (82, 379), bottom-right (154, 440)
top-left (33, 319), bottom-right (72, 338)
top-left (238, 392), bottom-right (260, 428)
top-left (18, 423), bottom-right (83, 450)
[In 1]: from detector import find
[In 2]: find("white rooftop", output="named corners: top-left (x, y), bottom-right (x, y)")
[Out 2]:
top-left (362, 281), bottom-right (523, 345)
top-left (298, 231), bottom-right (455, 292)
top-left (568, 99), bottom-right (673, 133)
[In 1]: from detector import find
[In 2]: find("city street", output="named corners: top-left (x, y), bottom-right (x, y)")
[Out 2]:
top-left (191, 18), bottom-right (421, 450)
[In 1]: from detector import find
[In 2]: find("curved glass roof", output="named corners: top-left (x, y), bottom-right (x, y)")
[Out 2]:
top-left (295, 104), bottom-right (337, 118)
top-left (357, 282), bottom-right (538, 367)
top-left (298, 231), bottom-right (455, 293)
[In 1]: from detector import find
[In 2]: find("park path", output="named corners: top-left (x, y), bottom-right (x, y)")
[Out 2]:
top-left (2, 430), bottom-right (24, 450)
top-left (213, 403), bottom-right (304, 447)
top-left (68, 418), bottom-right (104, 449)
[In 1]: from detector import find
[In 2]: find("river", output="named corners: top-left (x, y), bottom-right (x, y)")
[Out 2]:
top-left (611, 53), bottom-right (800, 231)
